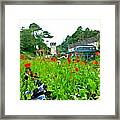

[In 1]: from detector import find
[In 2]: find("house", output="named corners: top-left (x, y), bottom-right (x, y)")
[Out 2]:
top-left (50, 42), bottom-right (57, 55)
top-left (68, 37), bottom-right (99, 52)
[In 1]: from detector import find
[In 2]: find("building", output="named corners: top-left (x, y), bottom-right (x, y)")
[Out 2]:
top-left (68, 37), bottom-right (99, 52)
top-left (50, 42), bottom-right (57, 55)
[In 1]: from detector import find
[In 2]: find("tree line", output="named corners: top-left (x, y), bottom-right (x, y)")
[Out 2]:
top-left (57, 26), bottom-right (100, 53)
top-left (20, 23), bottom-right (100, 55)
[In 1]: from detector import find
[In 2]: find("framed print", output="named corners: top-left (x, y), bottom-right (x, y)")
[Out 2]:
top-left (0, 0), bottom-right (119, 119)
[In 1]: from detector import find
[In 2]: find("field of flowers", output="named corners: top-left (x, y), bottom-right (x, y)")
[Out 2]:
top-left (20, 53), bottom-right (100, 100)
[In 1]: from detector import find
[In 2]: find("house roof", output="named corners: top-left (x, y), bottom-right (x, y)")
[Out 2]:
top-left (68, 37), bottom-right (98, 49)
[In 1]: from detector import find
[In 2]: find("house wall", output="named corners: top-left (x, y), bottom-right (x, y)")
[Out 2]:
top-left (51, 46), bottom-right (57, 55)
top-left (87, 41), bottom-right (99, 50)
top-left (68, 47), bottom-right (74, 52)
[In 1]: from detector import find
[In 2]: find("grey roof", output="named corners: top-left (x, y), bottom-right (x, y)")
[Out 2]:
top-left (68, 37), bottom-right (98, 49)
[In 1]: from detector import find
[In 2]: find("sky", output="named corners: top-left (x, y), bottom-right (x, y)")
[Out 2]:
top-left (14, 5), bottom-right (101, 47)
top-left (20, 19), bottom-right (100, 46)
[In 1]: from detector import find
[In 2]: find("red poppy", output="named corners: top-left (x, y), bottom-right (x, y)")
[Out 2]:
top-left (76, 59), bottom-right (80, 62)
top-left (67, 57), bottom-right (71, 64)
top-left (75, 67), bottom-right (79, 72)
top-left (95, 51), bottom-right (100, 56)
top-left (92, 60), bottom-right (99, 65)
top-left (70, 52), bottom-right (72, 57)
top-left (24, 63), bottom-right (31, 68)
top-left (50, 57), bottom-right (57, 62)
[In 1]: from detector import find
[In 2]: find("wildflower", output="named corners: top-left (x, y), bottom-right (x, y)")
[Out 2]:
top-left (75, 67), bottom-right (79, 72)
top-left (50, 57), bottom-right (57, 62)
top-left (74, 59), bottom-right (80, 63)
top-left (76, 59), bottom-right (80, 63)
top-left (70, 52), bottom-right (72, 57)
top-left (67, 57), bottom-right (71, 64)
top-left (92, 60), bottom-right (99, 65)
top-left (95, 51), bottom-right (100, 56)
top-left (24, 63), bottom-right (31, 68)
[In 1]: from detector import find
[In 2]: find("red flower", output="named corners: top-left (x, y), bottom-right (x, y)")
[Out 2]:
top-left (76, 59), bottom-right (80, 62)
top-left (50, 57), bottom-right (57, 62)
top-left (70, 52), bottom-right (72, 57)
top-left (95, 51), bottom-right (100, 56)
top-left (67, 57), bottom-right (71, 64)
top-left (24, 63), bottom-right (31, 68)
top-left (75, 67), bottom-right (79, 72)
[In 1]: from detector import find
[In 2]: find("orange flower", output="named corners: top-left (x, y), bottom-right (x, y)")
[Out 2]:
top-left (74, 59), bottom-right (80, 63)
top-left (50, 57), bottom-right (57, 62)
top-left (76, 59), bottom-right (80, 62)
top-left (67, 57), bottom-right (71, 64)
top-left (24, 63), bottom-right (31, 68)
top-left (92, 60), bottom-right (99, 65)
top-left (75, 67), bottom-right (79, 72)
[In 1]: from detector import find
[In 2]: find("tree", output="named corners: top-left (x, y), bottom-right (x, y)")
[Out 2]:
top-left (29, 23), bottom-right (42, 34)
top-left (57, 26), bottom-right (100, 53)
top-left (43, 31), bottom-right (53, 38)
top-left (20, 28), bottom-right (35, 53)
top-left (20, 23), bottom-right (53, 54)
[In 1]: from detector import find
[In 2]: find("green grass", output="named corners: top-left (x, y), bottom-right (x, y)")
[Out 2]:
top-left (20, 56), bottom-right (100, 100)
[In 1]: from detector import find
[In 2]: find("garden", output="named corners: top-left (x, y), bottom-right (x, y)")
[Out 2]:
top-left (20, 23), bottom-right (100, 100)
top-left (20, 52), bottom-right (100, 100)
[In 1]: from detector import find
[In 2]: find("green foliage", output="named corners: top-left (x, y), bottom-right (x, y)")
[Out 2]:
top-left (20, 29), bottom-right (35, 53)
top-left (20, 23), bottom-right (53, 54)
top-left (57, 26), bottom-right (100, 52)
top-left (20, 56), bottom-right (100, 100)
top-left (29, 23), bottom-right (42, 31)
